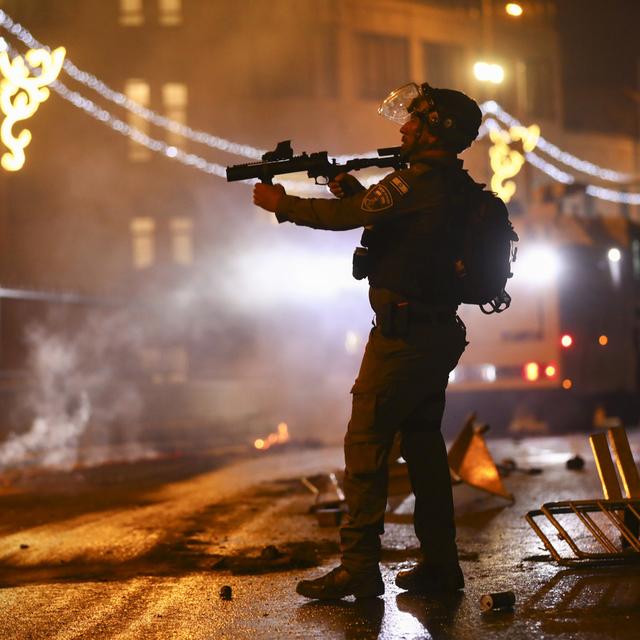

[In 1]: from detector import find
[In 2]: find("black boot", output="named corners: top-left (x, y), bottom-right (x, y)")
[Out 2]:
top-left (395, 562), bottom-right (464, 594)
top-left (296, 565), bottom-right (384, 600)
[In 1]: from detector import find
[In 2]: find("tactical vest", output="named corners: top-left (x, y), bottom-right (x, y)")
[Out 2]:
top-left (362, 166), bottom-right (479, 306)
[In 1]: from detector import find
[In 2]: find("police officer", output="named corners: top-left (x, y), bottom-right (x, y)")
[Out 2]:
top-left (253, 82), bottom-right (483, 600)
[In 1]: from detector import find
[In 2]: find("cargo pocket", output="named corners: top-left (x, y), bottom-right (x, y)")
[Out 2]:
top-left (345, 392), bottom-right (393, 476)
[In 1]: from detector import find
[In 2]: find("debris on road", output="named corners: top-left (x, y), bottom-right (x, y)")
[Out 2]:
top-left (301, 472), bottom-right (345, 511)
top-left (315, 507), bottom-right (343, 527)
top-left (219, 585), bottom-right (233, 600)
top-left (480, 591), bottom-right (516, 612)
top-left (497, 458), bottom-right (543, 477)
top-left (566, 454), bottom-right (585, 470)
top-left (210, 541), bottom-right (328, 575)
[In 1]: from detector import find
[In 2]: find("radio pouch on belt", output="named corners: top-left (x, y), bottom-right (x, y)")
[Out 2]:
top-left (378, 302), bottom-right (409, 338)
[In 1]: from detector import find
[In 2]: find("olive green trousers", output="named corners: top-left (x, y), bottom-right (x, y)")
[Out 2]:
top-left (340, 319), bottom-right (467, 573)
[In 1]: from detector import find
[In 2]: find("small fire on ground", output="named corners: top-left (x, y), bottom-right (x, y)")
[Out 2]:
top-left (254, 422), bottom-right (289, 451)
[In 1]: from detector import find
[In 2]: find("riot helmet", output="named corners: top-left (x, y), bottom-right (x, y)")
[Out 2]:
top-left (378, 82), bottom-right (482, 152)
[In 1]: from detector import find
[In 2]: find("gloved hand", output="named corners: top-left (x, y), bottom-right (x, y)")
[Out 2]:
top-left (253, 183), bottom-right (286, 212)
top-left (328, 173), bottom-right (365, 199)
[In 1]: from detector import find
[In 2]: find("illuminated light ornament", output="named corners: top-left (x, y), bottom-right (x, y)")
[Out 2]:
top-left (482, 100), bottom-right (634, 183)
top-left (562, 378), bottom-right (573, 390)
top-left (598, 335), bottom-right (608, 346)
top-left (0, 45), bottom-right (65, 170)
top-left (544, 364), bottom-right (557, 378)
top-left (0, 9), bottom-right (264, 160)
top-left (0, 6), bottom-right (638, 196)
top-left (1, 11), bottom-right (637, 203)
top-left (489, 123), bottom-right (540, 202)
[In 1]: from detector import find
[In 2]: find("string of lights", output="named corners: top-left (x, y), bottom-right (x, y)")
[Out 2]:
top-left (483, 117), bottom-right (575, 185)
top-left (51, 79), bottom-right (227, 177)
top-left (1, 9), bottom-right (639, 204)
top-left (585, 185), bottom-right (640, 206)
top-left (1, 6), bottom-right (637, 186)
top-left (482, 101), bottom-right (635, 183)
top-left (525, 151), bottom-right (575, 185)
top-left (0, 9), bottom-right (264, 160)
top-left (30, 76), bottom-right (640, 202)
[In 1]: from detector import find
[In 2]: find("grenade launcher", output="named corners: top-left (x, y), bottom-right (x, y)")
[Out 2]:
top-left (226, 140), bottom-right (406, 185)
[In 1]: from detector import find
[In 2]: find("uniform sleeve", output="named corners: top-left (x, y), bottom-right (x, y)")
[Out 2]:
top-left (275, 165), bottom-right (445, 231)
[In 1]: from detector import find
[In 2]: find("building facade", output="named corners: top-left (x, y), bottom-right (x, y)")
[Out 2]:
top-left (0, 0), bottom-right (638, 445)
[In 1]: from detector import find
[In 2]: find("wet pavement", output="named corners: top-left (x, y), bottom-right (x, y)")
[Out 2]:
top-left (0, 432), bottom-right (639, 639)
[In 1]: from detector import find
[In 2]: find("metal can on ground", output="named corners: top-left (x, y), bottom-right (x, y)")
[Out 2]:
top-left (480, 591), bottom-right (515, 612)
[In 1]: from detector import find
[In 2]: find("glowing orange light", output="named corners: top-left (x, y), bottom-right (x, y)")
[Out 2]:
top-left (598, 335), bottom-right (608, 346)
top-left (562, 379), bottom-right (573, 390)
top-left (254, 422), bottom-right (290, 451)
top-left (277, 422), bottom-right (289, 443)
top-left (545, 364), bottom-right (557, 378)
top-left (560, 334), bottom-right (573, 348)
top-left (524, 362), bottom-right (539, 381)
top-left (505, 3), bottom-right (523, 17)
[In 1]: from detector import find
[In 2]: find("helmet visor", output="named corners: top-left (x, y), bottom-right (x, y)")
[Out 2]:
top-left (377, 83), bottom-right (421, 124)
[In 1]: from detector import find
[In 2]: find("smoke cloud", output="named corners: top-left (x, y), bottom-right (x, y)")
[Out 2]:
top-left (0, 311), bottom-right (146, 471)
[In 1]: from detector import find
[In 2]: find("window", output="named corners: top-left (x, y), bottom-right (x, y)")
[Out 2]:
top-left (356, 33), bottom-right (410, 101)
top-left (170, 217), bottom-right (193, 265)
top-left (162, 82), bottom-right (188, 149)
top-left (125, 79), bottom-right (151, 161)
top-left (423, 42), bottom-right (470, 93)
top-left (130, 217), bottom-right (155, 268)
top-left (119, 0), bottom-right (144, 26)
top-left (158, 0), bottom-right (182, 26)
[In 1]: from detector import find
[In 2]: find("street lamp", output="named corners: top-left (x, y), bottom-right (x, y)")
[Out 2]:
top-left (607, 247), bottom-right (622, 263)
top-left (473, 61), bottom-right (504, 84)
top-left (505, 3), bottom-right (523, 17)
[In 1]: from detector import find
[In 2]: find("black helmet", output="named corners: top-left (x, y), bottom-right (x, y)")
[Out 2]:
top-left (378, 82), bottom-right (482, 152)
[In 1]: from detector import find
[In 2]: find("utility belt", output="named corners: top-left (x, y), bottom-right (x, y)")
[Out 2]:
top-left (374, 301), bottom-right (458, 338)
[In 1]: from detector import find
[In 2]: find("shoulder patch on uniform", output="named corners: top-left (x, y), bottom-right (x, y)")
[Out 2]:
top-left (389, 175), bottom-right (410, 195)
top-left (361, 184), bottom-right (393, 212)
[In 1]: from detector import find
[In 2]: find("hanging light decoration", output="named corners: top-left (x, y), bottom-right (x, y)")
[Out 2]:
top-left (0, 40), bottom-right (65, 170)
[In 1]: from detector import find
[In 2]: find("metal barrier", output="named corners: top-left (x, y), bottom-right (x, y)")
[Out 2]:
top-left (526, 427), bottom-right (640, 566)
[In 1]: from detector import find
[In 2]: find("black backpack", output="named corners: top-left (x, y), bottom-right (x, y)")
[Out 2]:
top-left (451, 186), bottom-right (518, 314)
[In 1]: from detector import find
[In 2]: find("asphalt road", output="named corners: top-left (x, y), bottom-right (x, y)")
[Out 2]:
top-left (1, 434), bottom-right (639, 639)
